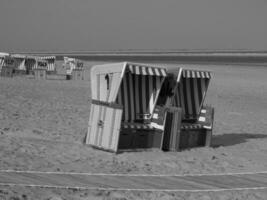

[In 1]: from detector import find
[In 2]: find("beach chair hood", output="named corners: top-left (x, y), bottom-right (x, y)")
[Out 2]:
top-left (172, 68), bottom-right (212, 120)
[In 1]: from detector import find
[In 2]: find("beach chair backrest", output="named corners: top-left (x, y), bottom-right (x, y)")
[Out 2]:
top-left (25, 58), bottom-right (36, 72)
top-left (3, 56), bottom-right (16, 68)
top-left (172, 69), bottom-right (212, 120)
top-left (41, 56), bottom-right (56, 72)
top-left (90, 62), bottom-right (167, 123)
top-left (9, 54), bottom-right (26, 71)
top-left (115, 63), bottom-right (167, 123)
top-left (0, 57), bottom-right (4, 71)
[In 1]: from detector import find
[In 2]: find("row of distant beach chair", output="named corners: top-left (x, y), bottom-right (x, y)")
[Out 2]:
top-left (0, 53), bottom-right (84, 80)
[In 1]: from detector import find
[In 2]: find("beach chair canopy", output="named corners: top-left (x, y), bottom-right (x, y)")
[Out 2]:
top-left (158, 68), bottom-right (212, 120)
top-left (3, 56), bottom-right (16, 68)
top-left (0, 54), bottom-right (7, 71)
top-left (22, 55), bottom-right (55, 72)
top-left (12, 54), bottom-right (27, 70)
top-left (24, 55), bottom-right (37, 72)
top-left (41, 56), bottom-right (56, 72)
top-left (91, 62), bottom-right (167, 122)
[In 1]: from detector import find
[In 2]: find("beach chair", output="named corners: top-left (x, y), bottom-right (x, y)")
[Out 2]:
top-left (0, 56), bottom-right (16, 77)
top-left (157, 67), bottom-right (214, 151)
top-left (24, 56), bottom-right (36, 75)
top-left (12, 54), bottom-right (27, 75)
top-left (86, 62), bottom-right (168, 152)
top-left (33, 59), bottom-right (48, 80)
top-left (42, 56), bottom-right (56, 75)
top-left (64, 57), bottom-right (84, 80)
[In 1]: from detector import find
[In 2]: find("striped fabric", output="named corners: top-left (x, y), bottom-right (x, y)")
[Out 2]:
top-left (15, 58), bottom-right (26, 70)
top-left (3, 57), bottom-right (15, 67)
top-left (115, 72), bottom-right (164, 122)
top-left (0, 57), bottom-right (5, 71)
top-left (25, 58), bottom-right (36, 72)
top-left (126, 63), bottom-right (167, 76)
top-left (41, 56), bottom-right (56, 72)
top-left (182, 69), bottom-right (212, 79)
top-left (172, 69), bottom-right (211, 120)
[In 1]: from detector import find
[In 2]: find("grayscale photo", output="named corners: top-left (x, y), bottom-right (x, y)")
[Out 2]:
top-left (0, 0), bottom-right (267, 199)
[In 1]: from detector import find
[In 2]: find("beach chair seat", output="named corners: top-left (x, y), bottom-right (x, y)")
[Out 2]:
top-left (179, 105), bottom-right (214, 148)
top-left (181, 106), bottom-right (214, 130)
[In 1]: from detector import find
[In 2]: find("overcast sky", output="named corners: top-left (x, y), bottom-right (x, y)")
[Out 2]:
top-left (1, 0), bottom-right (267, 52)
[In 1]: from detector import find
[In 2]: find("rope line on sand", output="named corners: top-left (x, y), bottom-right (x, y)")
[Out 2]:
top-left (1, 169), bottom-right (267, 177)
top-left (0, 183), bottom-right (267, 192)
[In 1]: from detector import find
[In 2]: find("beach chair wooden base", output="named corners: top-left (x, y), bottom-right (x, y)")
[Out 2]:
top-left (1, 67), bottom-right (14, 77)
top-left (14, 69), bottom-right (26, 76)
top-left (46, 70), bottom-right (56, 75)
top-left (119, 125), bottom-right (163, 150)
top-left (71, 69), bottom-right (83, 80)
top-left (66, 74), bottom-right (72, 80)
top-left (34, 69), bottom-right (47, 80)
top-left (179, 128), bottom-right (210, 149)
top-left (178, 106), bottom-right (214, 150)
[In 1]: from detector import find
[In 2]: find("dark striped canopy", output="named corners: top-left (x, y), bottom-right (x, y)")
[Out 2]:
top-left (182, 69), bottom-right (212, 79)
top-left (173, 69), bottom-right (212, 120)
top-left (126, 64), bottom-right (167, 76)
top-left (91, 62), bottom-right (167, 123)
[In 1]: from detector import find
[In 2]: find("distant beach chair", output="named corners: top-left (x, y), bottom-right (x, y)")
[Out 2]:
top-left (64, 57), bottom-right (84, 80)
top-left (0, 56), bottom-right (16, 77)
top-left (33, 59), bottom-right (48, 80)
top-left (12, 54), bottom-right (27, 75)
top-left (41, 56), bottom-right (56, 75)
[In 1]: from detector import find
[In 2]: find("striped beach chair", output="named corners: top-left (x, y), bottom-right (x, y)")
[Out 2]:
top-left (157, 67), bottom-right (214, 151)
top-left (63, 57), bottom-right (84, 80)
top-left (0, 56), bottom-right (5, 72)
top-left (0, 56), bottom-right (16, 77)
top-left (12, 54), bottom-right (27, 75)
top-left (86, 62), bottom-right (168, 152)
top-left (33, 59), bottom-right (48, 80)
top-left (0, 53), bottom-right (9, 72)
top-left (24, 56), bottom-right (37, 74)
top-left (41, 56), bottom-right (56, 74)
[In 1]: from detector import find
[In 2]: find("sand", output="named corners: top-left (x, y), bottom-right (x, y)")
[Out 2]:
top-left (0, 61), bottom-right (267, 199)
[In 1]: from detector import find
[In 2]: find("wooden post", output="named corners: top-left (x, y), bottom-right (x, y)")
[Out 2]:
top-left (205, 107), bottom-right (214, 147)
top-left (161, 106), bottom-right (182, 151)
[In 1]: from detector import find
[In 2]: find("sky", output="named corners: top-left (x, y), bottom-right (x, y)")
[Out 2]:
top-left (0, 0), bottom-right (267, 52)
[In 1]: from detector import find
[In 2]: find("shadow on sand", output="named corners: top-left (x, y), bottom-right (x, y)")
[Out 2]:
top-left (212, 133), bottom-right (267, 147)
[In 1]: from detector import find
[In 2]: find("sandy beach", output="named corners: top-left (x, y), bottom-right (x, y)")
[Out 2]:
top-left (0, 61), bottom-right (267, 199)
